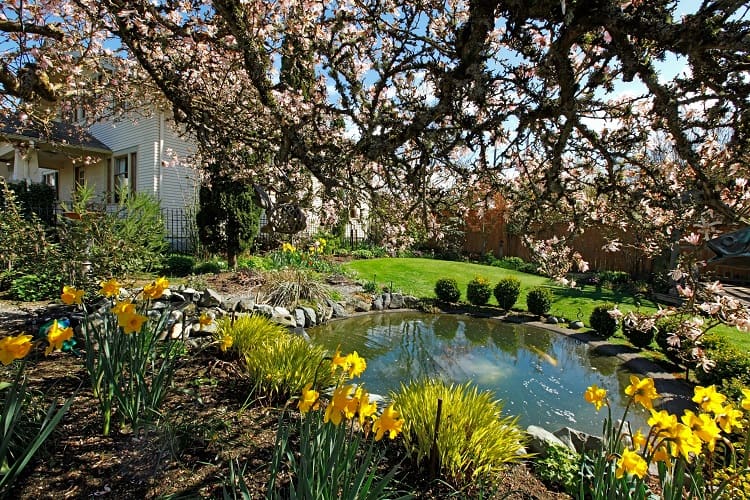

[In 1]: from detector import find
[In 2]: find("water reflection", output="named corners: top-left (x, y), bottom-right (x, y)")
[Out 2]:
top-left (309, 312), bottom-right (649, 435)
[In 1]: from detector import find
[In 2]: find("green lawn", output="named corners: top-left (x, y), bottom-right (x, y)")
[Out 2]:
top-left (344, 258), bottom-right (750, 351)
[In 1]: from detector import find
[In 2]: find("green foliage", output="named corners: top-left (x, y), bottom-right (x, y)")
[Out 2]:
top-left (217, 315), bottom-right (334, 401)
top-left (267, 408), bottom-right (401, 500)
top-left (57, 185), bottom-right (168, 286)
top-left (622, 320), bottom-right (656, 349)
top-left (0, 180), bottom-right (60, 289)
top-left (493, 277), bottom-right (521, 310)
top-left (236, 255), bottom-right (270, 271)
top-left (589, 305), bottom-right (618, 338)
top-left (695, 337), bottom-right (750, 401)
top-left (466, 275), bottom-right (491, 306)
top-left (393, 379), bottom-right (527, 486)
top-left (351, 249), bottom-right (374, 259)
top-left (526, 287), bottom-right (552, 315)
top-left (81, 295), bottom-right (182, 435)
top-left (0, 181), bottom-right (57, 226)
top-left (654, 316), bottom-right (696, 367)
top-left (0, 364), bottom-right (73, 494)
top-left (260, 268), bottom-right (332, 309)
top-left (434, 278), bottom-right (460, 302)
top-left (533, 444), bottom-right (581, 496)
top-left (490, 256), bottom-right (525, 270)
top-left (162, 254), bottom-right (195, 277)
top-left (362, 279), bottom-right (378, 294)
top-left (10, 273), bottom-right (63, 301)
top-left (196, 179), bottom-right (261, 268)
top-left (710, 466), bottom-right (750, 499)
top-left (193, 258), bottom-right (227, 275)
top-left (596, 270), bottom-right (631, 288)
top-left (518, 262), bottom-right (539, 274)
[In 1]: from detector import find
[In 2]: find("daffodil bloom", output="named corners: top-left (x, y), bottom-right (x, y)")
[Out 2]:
top-left (584, 384), bottom-right (607, 411)
top-left (616, 448), bottom-right (647, 479)
top-left (0, 334), bottom-right (33, 365)
top-left (100, 278), bottom-right (121, 297)
top-left (143, 278), bottom-right (169, 299)
top-left (681, 410), bottom-right (721, 451)
top-left (199, 313), bottom-right (213, 327)
top-left (219, 333), bottom-right (233, 352)
top-left (61, 285), bottom-right (84, 305)
top-left (345, 351), bottom-right (367, 378)
top-left (282, 242), bottom-right (296, 253)
top-left (298, 383), bottom-right (320, 414)
top-left (715, 404), bottom-right (744, 434)
top-left (648, 409), bottom-right (677, 436)
top-left (111, 300), bottom-right (136, 315)
top-left (667, 422), bottom-right (702, 460)
top-left (649, 443), bottom-right (671, 464)
top-left (741, 388), bottom-right (750, 411)
top-left (625, 375), bottom-right (659, 410)
top-left (372, 404), bottom-right (404, 441)
top-left (118, 312), bottom-right (147, 334)
top-left (331, 348), bottom-right (349, 373)
top-left (355, 387), bottom-right (378, 426)
top-left (692, 385), bottom-right (726, 414)
top-left (324, 384), bottom-right (354, 426)
top-left (45, 320), bottom-right (73, 355)
top-left (631, 429), bottom-right (647, 451)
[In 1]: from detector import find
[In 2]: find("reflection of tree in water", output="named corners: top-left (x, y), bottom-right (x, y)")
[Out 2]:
top-left (433, 315), bottom-right (457, 340)
top-left (490, 323), bottom-right (520, 357)
top-left (586, 349), bottom-right (619, 376)
top-left (522, 327), bottom-right (553, 353)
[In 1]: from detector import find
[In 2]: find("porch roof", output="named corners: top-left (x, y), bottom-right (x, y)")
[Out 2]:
top-left (0, 118), bottom-right (111, 154)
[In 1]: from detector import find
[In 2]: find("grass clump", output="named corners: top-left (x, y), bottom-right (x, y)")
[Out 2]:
top-left (216, 315), bottom-right (333, 401)
top-left (434, 278), bottom-right (461, 302)
top-left (493, 277), bottom-right (521, 310)
top-left (466, 276), bottom-right (492, 306)
top-left (393, 379), bottom-right (527, 486)
top-left (260, 268), bottom-right (332, 309)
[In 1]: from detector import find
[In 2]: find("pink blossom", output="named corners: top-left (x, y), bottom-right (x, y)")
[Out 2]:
top-left (676, 284), bottom-right (693, 298)
top-left (682, 233), bottom-right (701, 246)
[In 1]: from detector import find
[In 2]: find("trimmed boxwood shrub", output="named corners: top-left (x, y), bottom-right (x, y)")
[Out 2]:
top-left (589, 304), bottom-right (618, 338)
top-left (526, 287), bottom-right (552, 316)
top-left (493, 277), bottom-right (521, 310)
top-left (466, 276), bottom-right (492, 306)
top-left (622, 319), bottom-right (656, 348)
top-left (435, 278), bottom-right (461, 302)
top-left (695, 335), bottom-right (750, 401)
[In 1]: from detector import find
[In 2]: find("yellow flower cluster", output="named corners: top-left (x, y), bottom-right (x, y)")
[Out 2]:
top-left (45, 320), bottom-right (74, 356)
top-left (61, 285), bottom-right (84, 305)
top-left (282, 242), bottom-right (296, 253)
top-left (297, 351), bottom-right (404, 441)
top-left (143, 277), bottom-right (169, 300)
top-left (585, 376), bottom-right (750, 480)
top-left (111, 299), bottom-right (147, 334)
top-left (308, 238), bottom-right (327, 254)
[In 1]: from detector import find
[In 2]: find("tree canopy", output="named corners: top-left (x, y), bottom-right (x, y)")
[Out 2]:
top-left (2, 1), bottom-right (749, 251)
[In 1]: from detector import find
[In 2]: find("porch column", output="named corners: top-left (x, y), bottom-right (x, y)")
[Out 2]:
top-left (11, 143), bottom-right (41, 183)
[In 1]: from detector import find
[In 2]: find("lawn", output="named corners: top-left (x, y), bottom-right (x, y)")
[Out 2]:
top-left (345, 257), bottom-right (750, 351)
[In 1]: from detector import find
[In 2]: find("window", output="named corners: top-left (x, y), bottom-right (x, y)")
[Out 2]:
top-left (74, 166), bottom-right (85, 187)
top-left (42, 171), bottom-right (59, 199)
top-left (113, 152), bottom-right (137, 201)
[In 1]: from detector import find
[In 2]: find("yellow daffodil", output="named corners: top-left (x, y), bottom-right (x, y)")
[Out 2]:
top-left (282, 242), bottom-right (296, 253)
top-left (199, 313), bottom-right (213, 327)
top-left (61, 285), bottom-right (84, 305)
top-left (667, 422), bottom-right (702, 460)
top-left (111, 299), bottom-right (136, 315)
top-left (372, 404), bottom-right (404, 441)
top-left (649, 443), bottom-right (671, 464)
top-left (219, 333), bottom-right (233, 352)
top-left (118, 312), bottom-right (147, 334)
top-left (298, 383), bottom-right (320, 414)
top-left (681, 410), bottom-right (721, 452)
top-left (143, 277), bottom-right (169, 299)
top-left (616, 448), bottom-right (647, 479)
top-left (741, 388), bottom-right (750, 411)
top-left (345, 351), bottom-right (367, 378)
top-left (0, 334), bottom-right (33, 365)
top-left (692, 385), bottom-right (726, 414)
top-left (715, 404), bottom-right (744, 434)
top-left (648, 409), bottom-right (677, 436)
top-left (355, 387), bottom-right (378, 426)
top-left (625, 375), bottom-right (659, 410)
top-left (331, 348), bottom-right (349, 373)
top-left (631, 429), bottom-right (647, 451)
top-left (324, 384), bottom-right (354, 426)
top-left (45, 320), bottom-right (73, 356)
top-left (584, 384), bottom-right (607, 411)
top-left (100, 278), bottom-right (121, 297)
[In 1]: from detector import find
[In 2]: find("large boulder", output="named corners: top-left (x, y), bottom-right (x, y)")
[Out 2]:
top-left (199, 288), bottom-right (223, 308)
top-left (388, 293), bottom-right (404, 309)
top-left (301, 306), bottom-right (317, 327)
top-left (525, 425), bottom-right (575, 458)
top-left (553, 427), bottom-right (602, 454)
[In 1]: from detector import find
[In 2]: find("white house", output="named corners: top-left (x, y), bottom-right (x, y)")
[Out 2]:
top-left (1, 110), bottom-right (368, 250)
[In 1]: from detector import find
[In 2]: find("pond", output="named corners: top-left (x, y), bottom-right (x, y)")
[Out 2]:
top-left (309, 312), bottom-right (649, 436)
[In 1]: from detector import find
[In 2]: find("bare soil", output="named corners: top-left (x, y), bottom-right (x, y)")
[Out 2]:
top-left (0, 274), bottom-right (569, 499)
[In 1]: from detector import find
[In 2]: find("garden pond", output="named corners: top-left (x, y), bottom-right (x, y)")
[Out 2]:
top-left (310, 312), bottom-right (650, 435)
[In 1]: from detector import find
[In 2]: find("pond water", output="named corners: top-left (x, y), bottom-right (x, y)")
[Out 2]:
top-left (309, 312), bottom-right (649, 436)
